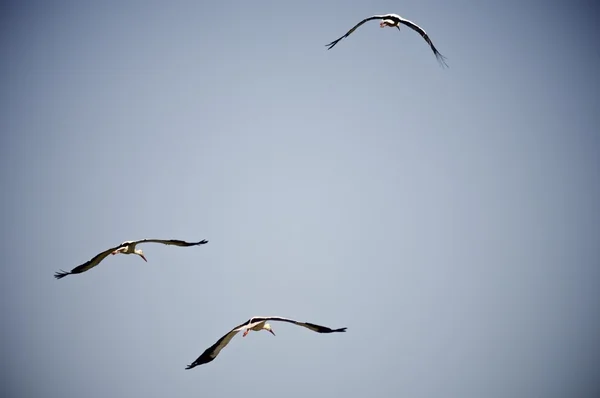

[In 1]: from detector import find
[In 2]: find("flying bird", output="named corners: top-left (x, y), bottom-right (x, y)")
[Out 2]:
top-left (325, 13), bottom-right (448, 67)
top-left (185, 316), bottom-right (347, 369)
top-left (54, 238), bottom-right (208, 279)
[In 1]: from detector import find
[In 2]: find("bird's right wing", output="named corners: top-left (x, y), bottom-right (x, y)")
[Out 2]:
top-left (397, 16), bottom-right (448, 67)
top-left (185, 328), bottom-right (241, 369)
top-left (325, 15), bottom-right (387, 50)
top-left (249, 316), bottom-right (347, 334)
top-left (54, 244), bottom-right (124, 280)
top-left (135, 238), bottom-right (209, 247)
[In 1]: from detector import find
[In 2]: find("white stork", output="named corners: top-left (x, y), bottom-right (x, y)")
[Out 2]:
top-left (185, 316), bottom-right (347, 369)
top-left (54, 238), bottom-right (208, 279)
top-left (326, 13), bottom-right (448, 67)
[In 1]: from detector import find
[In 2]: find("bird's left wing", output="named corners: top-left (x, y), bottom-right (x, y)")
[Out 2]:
top-left (325, 15), bottom-right (387, 50)
top-left (250, 316), bottom-right (347, 334)
top-left (135, 238), bottom-right (209, 247)
top-left (397, 17), bottom-right (448, 67)
top-left (185, 324), bottom-right (245, 369)
top-left (54, 244), bottom-right (125, 280)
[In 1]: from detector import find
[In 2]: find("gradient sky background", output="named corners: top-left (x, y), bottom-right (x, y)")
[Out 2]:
top-left (1, 1), bottom-right (599, 397)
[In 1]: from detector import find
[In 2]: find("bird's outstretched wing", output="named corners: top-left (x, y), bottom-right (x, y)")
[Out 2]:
top-left (248, 316), bottom-right (348, 334)
top-left (54, 245), bottom-right (124, 280)
top-left (185, 328), bottom-right (241, 369)
top-left (397, 16), bottom-right (448, 67)
top-left (135, 238), bottom-right (209, 247)
top-left (325, 15), bottom-right (388, 50)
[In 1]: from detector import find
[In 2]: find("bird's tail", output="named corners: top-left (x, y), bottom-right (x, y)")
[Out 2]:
top-left (54, 270), bottom-right (71, 280)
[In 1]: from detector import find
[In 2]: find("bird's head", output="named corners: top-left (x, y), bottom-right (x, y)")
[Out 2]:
top-left (136, 249), bottom-right (147, 262)
top-left (263, 323), bottom-right (276, 336)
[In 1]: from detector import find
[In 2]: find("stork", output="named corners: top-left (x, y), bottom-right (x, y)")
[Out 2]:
top-left (185, 316), bottom-right (347, 369)
top-left (326, 13), bottom-right (448, 67)
top-left (54, 238), bottom-right (208, 279)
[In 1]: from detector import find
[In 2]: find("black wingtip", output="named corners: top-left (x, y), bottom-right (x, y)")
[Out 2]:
top-left (334, 327), bottom-right (347, 333)
top-left (198, 239), bottom-right (208, 245)
top-left (436, 54), bottom-right (449, 68)
top-left (54, 270), bottom-right (70, 280)
top-left (325, 41), bottom-right (338, 50)
top-left (185, 360), bottom-right (202, 370)
top-left (431, 46), bottom-right (449, 68)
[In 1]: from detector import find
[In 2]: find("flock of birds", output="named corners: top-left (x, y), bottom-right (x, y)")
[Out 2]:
top-left (55, 12), bottom-right (447, 369)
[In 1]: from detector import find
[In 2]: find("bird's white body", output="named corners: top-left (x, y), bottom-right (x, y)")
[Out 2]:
top-left (112, 241), bottom-right (146, 261)
top-left (120, 241), bottom-right (137, 253)
top-left (248, 321), bottom-right (267, 331)
top-left (379, 14), bottom-right (402, 27)
top-left (242, 320), bottom-right (274, 337)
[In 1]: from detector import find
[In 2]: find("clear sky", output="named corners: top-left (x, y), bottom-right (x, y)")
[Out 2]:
top-left (1, 1), bottom-right (599, 397)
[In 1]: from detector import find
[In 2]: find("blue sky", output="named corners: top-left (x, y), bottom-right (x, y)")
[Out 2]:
top-left (1, 1), bottom-right (599, 397)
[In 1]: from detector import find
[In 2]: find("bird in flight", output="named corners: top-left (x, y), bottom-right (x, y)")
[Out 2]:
top-left (326, 13), bottom-right (448, 67)
top-left (185, 315), bottom-right (347, 369)
top-left (54, 238), bottom-right (208, 279)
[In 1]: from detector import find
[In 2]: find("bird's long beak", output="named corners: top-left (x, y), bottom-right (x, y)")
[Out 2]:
top-left (140, 254), bottom-right (147, 262)
top-left (269, 329), bottom-right (276, 336)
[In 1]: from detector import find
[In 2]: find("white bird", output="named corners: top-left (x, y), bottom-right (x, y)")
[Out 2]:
top-left (54, 238), bottom-right (208, 279)
top-left (185, 316), bottom-right (347, 369)
top-left (326, 13), bottom-right (448, 67)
